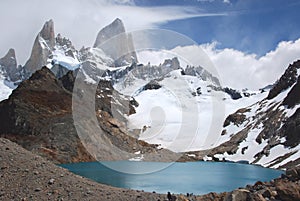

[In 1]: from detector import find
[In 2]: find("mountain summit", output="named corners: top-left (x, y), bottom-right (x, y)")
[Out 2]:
top-left (0, 48), bottom-right (21, 82)
top-left (23, 19), bottom-right (55, 76)
top-left (93, 18), bottom-right (138, 66)
top-left (94, 18), bottom-right (125, 48)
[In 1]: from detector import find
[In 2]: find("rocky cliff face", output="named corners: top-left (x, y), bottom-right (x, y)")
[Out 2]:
top-left (186, 60), bottom-right (300, 169)
top-left (0, 67), bottom-right (93, 163)
top-left (93, 18), bottom-right (138, 66)
top-left (267, 60), bottom-right (300, 100)
top-left (0, 66), bottom-right (181, 163)
top-left (0, 48), bottom-right (22, 82)
top-left (23, 20), bottom-right (55, 77)
top-left (184, 65), bottom-right (220, 86)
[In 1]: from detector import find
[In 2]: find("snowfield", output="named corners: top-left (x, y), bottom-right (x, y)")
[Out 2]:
top-left (117, 68), bottom-right (266, 152)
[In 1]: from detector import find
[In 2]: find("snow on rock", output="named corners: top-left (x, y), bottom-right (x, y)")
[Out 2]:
top-left (209, 77), bottom-right (300, 169)
top-left (87, 48), bottom-right (114, 69)
top-left (0, 75), bottom-right (15, 101)
top-left (125, 69), bottom-right (265, 152)
top-left (51, 48), bottom-right (80, 70)
top-left (128, 154), bottom-right (144, 161)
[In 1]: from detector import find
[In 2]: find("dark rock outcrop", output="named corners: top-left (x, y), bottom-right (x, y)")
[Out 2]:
top-left (59, 69), bottom-right (77, 92)
top-left (0, 67), bottom-right (93, 163)
top-left (223, 108), bottom-right (250, 127)
top-left (282, 74), bottom-right (300, 108)
top-left (224, 87), bottom-right (242, 100)
top-left (0, 67), bottom-right (181, 163)
top-left (280, 108), bottom-right (300, 148)
top-left (267, 60), bottom-right (300, 100)
top-left (143, 80), bottom-right (162, 90)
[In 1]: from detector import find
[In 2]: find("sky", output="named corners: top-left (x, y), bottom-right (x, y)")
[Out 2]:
top-left (0, 0), bottom-right (300, 89)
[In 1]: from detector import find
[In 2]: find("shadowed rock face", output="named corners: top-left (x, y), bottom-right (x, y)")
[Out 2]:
top-left (282, 75), bottom-right (300, 108)
top-left (23, 20), bottom-right (55, 77)
top-left (93, 18), bottom-right (138, 67)
top-left (267, 60), bottom-right (300, 100)
top-left (0, 67), bottom-right (93, 163)
top-left (0, 48), bottom-right (21, 82)
top-left (185, 60), bottom-right (300, 169)
top-left (0, 67), bottom-right (181, 163)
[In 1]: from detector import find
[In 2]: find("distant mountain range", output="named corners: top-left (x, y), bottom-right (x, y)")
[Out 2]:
top-left (0, 18), bottom-right (299, 169)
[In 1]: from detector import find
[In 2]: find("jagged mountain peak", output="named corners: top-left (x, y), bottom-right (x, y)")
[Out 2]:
top-left (3, 48), bottom-right (16, 59)
top-left (29, 66), bottom-right (55, 80)
top-left (0, 48), bottom-right (21, 82)
top-left (39, 19), bottom-right (55, 47)
top-left (93, 18), bottom-right (126, 48)
top-left (93, 18), bottom-right (137, 66)
top-left (0, 48), bottom-right (17, 67)
top-left (15, 66), bottom-right (64, 94)
top-left (23, 20), bottom-right (57, 77)
top-left (111, 18), bottom-right (124, 28)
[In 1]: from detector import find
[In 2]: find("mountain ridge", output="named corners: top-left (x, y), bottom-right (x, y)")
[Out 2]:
top-left (0, 18), bottom-right (299, 170)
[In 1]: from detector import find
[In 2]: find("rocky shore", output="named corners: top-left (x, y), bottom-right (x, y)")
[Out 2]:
top-left (1, 137), bottom-right (300, 201)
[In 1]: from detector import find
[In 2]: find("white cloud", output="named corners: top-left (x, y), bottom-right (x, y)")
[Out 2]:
top-left (199, 39), bottom-right (300, 89)
top-left (0, 0), bottom-right (224, 64)
top-left (135, 38), bottom-right (300, 90)
top-left (197, 0), bottom-right (230, 3)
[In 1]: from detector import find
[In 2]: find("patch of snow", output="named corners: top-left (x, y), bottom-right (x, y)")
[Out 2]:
top-left (214, 127), bottom-right (267, 163)
top-left (0, 75), bottom-right (15, 101)
top-left (203, 155), bottom-right (212, 161)
top-left (51, 49), bottom-right (80, 70)
top-left (129, 154), bottom-right (144, 161)
top-left (126, 69), bottom-right (266, 152)
top-left (88, 48), bottom-right (114, 69)
top-left (38, 36), bottom-right (51, 50)
top-left (271, 144), bottom-right (300, 169)
top-left (257, 144), bottom-right (292, 167)
top-left (81, 69), bottom-right (97, 84)
top-left (134, 151), bottom-right (141, 155)
top-left (285, 104), bottom-right (300, 118)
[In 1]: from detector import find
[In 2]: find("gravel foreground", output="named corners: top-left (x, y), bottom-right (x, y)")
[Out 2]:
top-left (1, 137), bottom-right (300, 201)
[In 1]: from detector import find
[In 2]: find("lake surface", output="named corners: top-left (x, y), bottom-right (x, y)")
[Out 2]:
top-left (60, 161), bottom-right (283, 195)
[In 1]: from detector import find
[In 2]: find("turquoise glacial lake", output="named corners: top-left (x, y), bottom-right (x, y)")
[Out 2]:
top-left (60, 161), bottom-right (283, 195)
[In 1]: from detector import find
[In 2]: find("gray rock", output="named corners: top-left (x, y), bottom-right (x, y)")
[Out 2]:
top-left (23, 19), bottom-right (55, 77)
top-left (93, 18), bottom-right (137, 66)
top-left (34, 188), bottom-right (42, 192)
top-left (0, 48), bottom-right (21, 82)
top-left (48, 178), bottom-right (55, 185)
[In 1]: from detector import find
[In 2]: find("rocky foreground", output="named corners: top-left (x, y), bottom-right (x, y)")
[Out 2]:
top-left (1, 137), bottom-right (300, 201)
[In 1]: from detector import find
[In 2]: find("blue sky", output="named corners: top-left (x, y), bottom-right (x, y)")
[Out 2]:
top-left (135, 0), bottom-right (300, 56)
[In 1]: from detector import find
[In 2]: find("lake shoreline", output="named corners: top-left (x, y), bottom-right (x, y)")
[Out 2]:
top-left (1, 137), bottom-right (299, 200)
top-left (60, 160), bottom-right (283, 195)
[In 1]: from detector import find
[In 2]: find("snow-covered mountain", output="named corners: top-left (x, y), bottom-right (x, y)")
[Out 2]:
top-left (185, 60), bottom-right (300, 169)
top-left (0, 18), bottom-right (299, 169)
top-left (0, 48), bottom-right (21, 101)
top-left (114, 55), bottom-right (267, 152)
